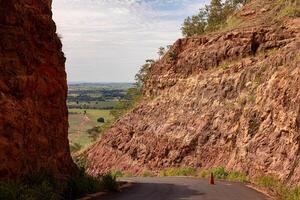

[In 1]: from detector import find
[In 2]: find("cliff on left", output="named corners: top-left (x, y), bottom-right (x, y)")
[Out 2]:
top-left (0, 0), bottom-right (75, 179)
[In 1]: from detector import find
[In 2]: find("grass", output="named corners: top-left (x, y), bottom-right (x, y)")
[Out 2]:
top-left (255, 175), bottom-right (300, 200)
top-left (0, 170), bottom-right (119, 200)
top-left (68, 109), bottom-right (113, 149)
top-left (68, 101), bottom-right (118, 110)
top-left (198, 168), bottom-right (300, 200)
top-left (254, 74), bottom-right (262, 86)
top-left (278, 5), bottom-right (300, 18)
top-left (198, 167), bottom-right (249, 183)
top-left (111, 170), bottom-right (124, 178)
top-left (248, 94), bottom-right (256, 104)
top-left (160, 167), bottom-right (197, 177)
top-left (142, 171), bottom-right (155, 177)
top-left (158, 167), bottom-right (247, 182)
top-left (69, 109), bottom-right (113, 123)
top-left (223, 16), bottom-right (243, 31)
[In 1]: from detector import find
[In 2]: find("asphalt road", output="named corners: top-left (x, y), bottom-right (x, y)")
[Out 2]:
top-left (98, 177), bottom-right (269, 200)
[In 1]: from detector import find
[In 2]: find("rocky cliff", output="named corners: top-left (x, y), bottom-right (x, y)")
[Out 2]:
top-left (86, 0), bottom-right (300, 185)
top-left (0, 0), bottom-right (74, 179)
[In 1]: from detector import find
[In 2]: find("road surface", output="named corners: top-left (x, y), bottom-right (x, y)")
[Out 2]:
top-left (98, 177), bottom-right (269, 200)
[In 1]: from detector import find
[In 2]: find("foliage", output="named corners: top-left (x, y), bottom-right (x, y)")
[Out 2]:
top-left (123, 172), bottom-right (134, 177)
top-left (142, 171), bottom-right (155, 177)
top-left (97, 117), bottom-right (105, 123)
top-left (0, 171), bottom-right (63, 200)
top-left (0, 169), bottom-right (120, 200)
top-left (111, 170), bottom-right (124, 178)
top-left (100, 173), bottom-right (119, 192)
top-left (181, 0), bottom-right (249, 36)
top-left (206, 0), bottom-right (224, 31)
top-left (255, 175), bottom-right (280, 190)
top-left (134, 59), bottom-right (155, 88)
top-left (227, 171), bottom-right (249, 182)
top-left (181, 9), bottom-right (207, 36)
top-left (168, 51), bottom-right (178, 62)
top-left (248, 94), bottom-right (256, 104)
top-left (279, 5), bottom-right (300, 18)
top-left (87, 126), bottom-right (102, 141)
top-left (199, 167), bottom-right (248, 182)
top-left (159, 167), bottom-right (197, 177)
top-left (70, 143), bottom-right (82, 153)
top-left (110, 87), bottom-right (141, 121)
top-left (199, 167), bottom-right (228, 179)
top-left (67, 83), bottom-right (131, 110)
top-left (158, 46), bottom-right (166, 58)
top-left (67, 168), bottom-right (102, 198)
top-left (255, 175), bottom-right (300, 200)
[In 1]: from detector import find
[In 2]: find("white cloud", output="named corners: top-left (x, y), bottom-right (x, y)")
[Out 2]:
top-left (52, 0), bottom-right (208, 82)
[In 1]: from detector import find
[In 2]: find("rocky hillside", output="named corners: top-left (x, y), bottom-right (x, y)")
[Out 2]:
top-left (0, 0), bottom-right (75, 179)
top-left (85, 0), bottom-right (300, 185)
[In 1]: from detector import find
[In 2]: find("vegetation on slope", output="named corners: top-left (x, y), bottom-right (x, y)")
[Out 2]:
top-left (181, 0), bottom-right (249, 36)
top-left (181, 0), bottom-right (299, 37)
top-left (0, 170), bottom-right (119, 200)
top-left (159, 167), bottom-right (300, 200)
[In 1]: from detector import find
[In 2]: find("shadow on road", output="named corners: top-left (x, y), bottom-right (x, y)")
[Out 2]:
top-left (98, 182), bottom-right (204, 200)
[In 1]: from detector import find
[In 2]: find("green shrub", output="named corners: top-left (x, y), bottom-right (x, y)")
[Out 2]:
top-left (67, 168), bottom-right (102, 199)
top-left (255, 175), bottom-right (300, 200)
top-left (285, 186), bottom-right (300, 200)
top-left (181, 0), bottom-right (249, 36)
top-left (198, 169), bottom-right (210, 178)
top-left (123, 172), bottom-right (134, 177)
top-left (211, 167), bottom-right (229, 179)
top-left (199, 167), bottom-right (229, 179)
top-left (142, 171), bottom-right (154, 177)
top-left (255, 175), bottom-right (280, 190)
top-left (160, 167), bottom-right (197, 177)
top-left (279, 6), bottom-right (300, 18)
top-left (168, 51), bottom-right (177, 62)
top-left (100, 173), bottom-right (119, 192)
top-left (248, 94), bottom-right (256, 104)
top-left (0, 171), bottom-right (64, 200)
top-left (70, 143), bottom-right (82, 153)
top-left (227, 171), bottom-right (249, 182)
top-left (0, 169), bottom-right (119, 200)
top-left (111, 170), bottom-right (123, 178)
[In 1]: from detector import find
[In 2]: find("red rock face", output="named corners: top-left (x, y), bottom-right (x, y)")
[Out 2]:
top-left (0, 0), bottom-right (75, 179)
top-left (85, 4), bottom-right (300, 185)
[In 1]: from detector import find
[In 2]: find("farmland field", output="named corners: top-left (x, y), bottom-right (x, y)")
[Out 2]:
top-left (67, 83), bottom-right (133, 151)
top-left (68, 109), bottom-right (113, 147)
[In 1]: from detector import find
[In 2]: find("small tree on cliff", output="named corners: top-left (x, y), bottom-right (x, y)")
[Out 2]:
top-left (206, 0), bottom-right (224, 31)
top-left (181, 9), bottom-right (207, 37)
top-left (158, 47), bottom-right (166, 59)
top-left (181, 0), bottom-right (249, 36)
top-left (134, 59), bottom-right (155, 88)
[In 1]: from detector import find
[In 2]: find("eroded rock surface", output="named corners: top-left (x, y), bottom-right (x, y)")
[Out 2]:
top-left (86, 1), bottom-right (300, 185)
top-left (0, 0), bottom-right (74, 179)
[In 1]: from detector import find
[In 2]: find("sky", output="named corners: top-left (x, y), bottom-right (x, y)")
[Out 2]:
top-left (52, 0), bottom-right (208, 83)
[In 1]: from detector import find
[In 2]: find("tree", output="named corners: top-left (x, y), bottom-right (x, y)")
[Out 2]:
top-left (97, 117), bottom-right (105, 123)
top-left (110, 87), bottom-right (141, 121)
top-left (223, 0), bottom-right (248, 16)
top-left (181, 9), bottom-right (207, 37)
top-left (206, 0), bottom-right (224, 31)
top-left (134, 59), bottom-right (155, 88)
top-left (158, 47), bottom-right (166, 59)
top-left (181, 0), bottom-right (249, 37)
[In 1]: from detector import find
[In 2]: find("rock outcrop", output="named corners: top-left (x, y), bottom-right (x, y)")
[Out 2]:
top-left (86, 0), bottom-right (300, 185)
top-left (0, 0), bottom-right (74, 179)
